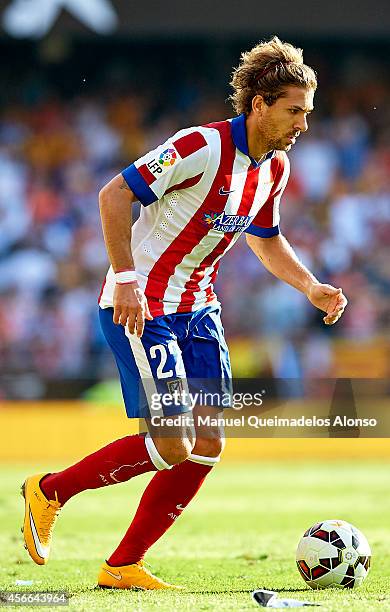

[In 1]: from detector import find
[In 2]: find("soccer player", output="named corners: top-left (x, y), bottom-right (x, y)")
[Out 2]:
top-left (22, 36), bottom-right (347, 589)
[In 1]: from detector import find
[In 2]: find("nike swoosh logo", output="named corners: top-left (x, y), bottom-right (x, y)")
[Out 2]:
top-left (29, 508), bottom-right (49, 560)
top-left (103, 568), bottom-right (122, 580)
top-left (176, 504), bottom-right (185, 510)
top-left (219, 187), bottom-right (235, 196)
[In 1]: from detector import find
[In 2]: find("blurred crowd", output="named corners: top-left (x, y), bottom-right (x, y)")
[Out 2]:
top-left (0, 66), bottom-right (389, 396)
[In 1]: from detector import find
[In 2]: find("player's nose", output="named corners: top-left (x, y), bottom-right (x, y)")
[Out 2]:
top-left (294, 115), bottom-right (308, 133)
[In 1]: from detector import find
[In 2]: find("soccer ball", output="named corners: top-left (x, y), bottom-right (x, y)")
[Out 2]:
top-left (296, 519), bottom-right (371, 589)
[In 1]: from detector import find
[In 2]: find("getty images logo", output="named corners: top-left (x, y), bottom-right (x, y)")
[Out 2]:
top-left (2, 0), bottom-right (118, 38)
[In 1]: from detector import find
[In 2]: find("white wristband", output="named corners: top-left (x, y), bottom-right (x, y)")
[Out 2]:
top-left (115, 270), bottom-right (137, 284)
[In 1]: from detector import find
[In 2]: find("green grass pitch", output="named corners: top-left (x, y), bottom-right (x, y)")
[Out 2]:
top-left (0, 461), bottom-right (389, 611)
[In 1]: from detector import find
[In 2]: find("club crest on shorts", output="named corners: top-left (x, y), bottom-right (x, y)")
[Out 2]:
top-left (167, 378), bottom-right (185, 395)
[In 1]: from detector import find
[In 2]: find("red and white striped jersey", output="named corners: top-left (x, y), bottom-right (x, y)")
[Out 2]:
top-left (99, 114), bottom-right (290, 316)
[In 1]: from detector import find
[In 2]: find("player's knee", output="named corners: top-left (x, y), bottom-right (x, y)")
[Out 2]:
top-left (153, 437), bottom-right (192, 466)
top-left (192, 436), bottom-right (225, 458)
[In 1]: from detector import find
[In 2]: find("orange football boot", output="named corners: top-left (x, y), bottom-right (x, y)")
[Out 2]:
top-left (21, 473), bottom-right (61, 565)
top-left (98, 560), bottom-right (183, 590)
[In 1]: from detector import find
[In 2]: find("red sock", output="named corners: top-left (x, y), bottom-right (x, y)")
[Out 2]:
top-left (108, 456), bottom-right (216, 566)
top-left (41, 434), bottom-right (157, 505)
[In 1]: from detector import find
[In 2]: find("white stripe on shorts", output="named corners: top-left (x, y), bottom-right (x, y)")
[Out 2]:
top-left (125, 328), bottom-right (163, 418)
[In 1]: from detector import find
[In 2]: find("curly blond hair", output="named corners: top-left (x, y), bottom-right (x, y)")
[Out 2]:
top-left (230, 36), bottom-right (317, 115)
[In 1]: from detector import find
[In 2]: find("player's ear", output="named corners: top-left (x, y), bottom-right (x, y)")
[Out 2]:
top-left (252, 95), bottom-right (264, 116)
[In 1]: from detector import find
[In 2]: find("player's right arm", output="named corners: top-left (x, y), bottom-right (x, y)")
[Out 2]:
top-left (99, 174), bottom-right (153, 338)
top-left (100, 127), bottom-right (209, 336)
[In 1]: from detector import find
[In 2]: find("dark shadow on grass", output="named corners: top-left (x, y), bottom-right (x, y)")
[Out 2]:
top-left (81, 586), bottom-right (313, 596)
top-left (272, 588), bottom-right (317, 593)
top-left (77, 585), bottom-right (314, 596)
top-left (169, 587), bottom-right (312, 595)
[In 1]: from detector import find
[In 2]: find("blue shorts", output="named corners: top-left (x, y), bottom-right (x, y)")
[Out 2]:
top-left (99, 304), bottom-right (232, 418)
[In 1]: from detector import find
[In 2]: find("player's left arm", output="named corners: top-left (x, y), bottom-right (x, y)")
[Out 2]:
top-left (245, 232), bottom-right (347, 325)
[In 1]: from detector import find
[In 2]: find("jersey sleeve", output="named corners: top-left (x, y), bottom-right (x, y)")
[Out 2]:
top-left (245, 153), bottom-right (290, 238)
top-left (121, 129), bottom-right (209, 206)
